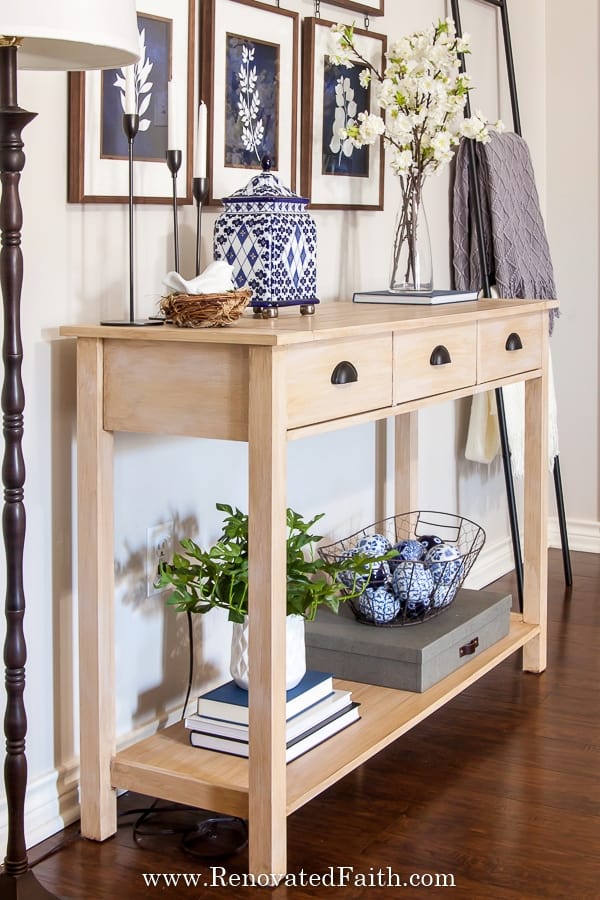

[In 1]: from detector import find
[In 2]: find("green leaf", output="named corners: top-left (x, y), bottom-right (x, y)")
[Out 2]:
top-left (160, 502), bottom-right (378, 622)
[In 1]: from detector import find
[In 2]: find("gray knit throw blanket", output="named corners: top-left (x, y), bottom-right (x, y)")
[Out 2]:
top-left (452, 131), bottom-right (558, 332)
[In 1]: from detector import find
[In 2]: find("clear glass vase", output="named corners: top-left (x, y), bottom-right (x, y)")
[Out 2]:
top-left (389, 184), bottom-right (433, 293)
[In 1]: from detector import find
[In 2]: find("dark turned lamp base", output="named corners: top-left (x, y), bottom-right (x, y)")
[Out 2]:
top-left (0, 871), bottom-right (61, 900)
top-left (0, 41), bottom-right (60, 900)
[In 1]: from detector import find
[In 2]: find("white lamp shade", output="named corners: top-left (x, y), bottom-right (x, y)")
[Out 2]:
top-left (2, 0), bottom-right (140, 71)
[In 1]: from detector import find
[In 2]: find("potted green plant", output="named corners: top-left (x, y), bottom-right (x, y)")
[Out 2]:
top-left (156, 502), bottom-right (375, 690)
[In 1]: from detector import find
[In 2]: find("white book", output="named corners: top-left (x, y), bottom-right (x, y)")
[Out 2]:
top-left (186, 689), bottom-right (353, 743)
top-left (352, 289), bottom-right (479, 305)
top-left (189, 702), bottom-right (360, 763)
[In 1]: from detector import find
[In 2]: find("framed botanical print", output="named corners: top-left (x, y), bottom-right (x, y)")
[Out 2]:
top-left (301, 17), bottom-right (386, 210)
top-left (200, 0), bottom-right (299, 205)
top-left (68, 0), bottom-right (195, 203)
top-left (325, 0), bottom-right (384, 15)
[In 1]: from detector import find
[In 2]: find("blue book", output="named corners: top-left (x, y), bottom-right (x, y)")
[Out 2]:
top-left (196, 670), bottom-right (333, 725)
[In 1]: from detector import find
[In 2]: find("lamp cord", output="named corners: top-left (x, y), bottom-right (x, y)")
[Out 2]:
top-left (182, 609), bottom-right (194, 719)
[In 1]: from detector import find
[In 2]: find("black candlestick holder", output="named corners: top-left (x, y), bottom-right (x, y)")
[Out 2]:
top-left (102, 113), bottom-right (162, 327)
top-left (166, 149), bottom-right (182, 273)
top-left (193, 176), bottom-right (209, 276)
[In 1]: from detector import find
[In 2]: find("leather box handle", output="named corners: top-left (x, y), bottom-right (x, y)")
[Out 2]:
top-left (459, 637), bottom-right (479, 658)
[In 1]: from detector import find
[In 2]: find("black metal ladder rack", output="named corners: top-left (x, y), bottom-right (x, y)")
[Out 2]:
top-left (450, 0), bottom-right (573, 607)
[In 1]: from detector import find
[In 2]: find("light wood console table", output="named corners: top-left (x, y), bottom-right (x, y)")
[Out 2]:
top-left (61, 296), bottom-right (557, 876)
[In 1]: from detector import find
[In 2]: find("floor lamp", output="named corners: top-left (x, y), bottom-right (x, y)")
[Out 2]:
top-left (0, 4), bottom-right (139, 898)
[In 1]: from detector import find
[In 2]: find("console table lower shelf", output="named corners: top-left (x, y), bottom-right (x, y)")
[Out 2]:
top-left (111, 614), bottom-right (537, 820)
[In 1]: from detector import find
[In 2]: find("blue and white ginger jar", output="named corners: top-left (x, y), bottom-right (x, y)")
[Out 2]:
top-left (213, 161), bottom-right (318, 314)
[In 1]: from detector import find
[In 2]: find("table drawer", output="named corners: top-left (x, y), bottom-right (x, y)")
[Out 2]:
top-left (393, 323), bottom-right (477, 404)
top-left (286, 335), bottom-right (393, 428)
top-left (477, 313), bottom-right (543, 383)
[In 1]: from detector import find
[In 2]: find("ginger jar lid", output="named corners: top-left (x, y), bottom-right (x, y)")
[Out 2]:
top-left (221, 156), bottom-right (309, 213)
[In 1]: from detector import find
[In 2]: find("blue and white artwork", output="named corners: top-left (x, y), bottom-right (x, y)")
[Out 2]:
top-left (101, 14), bottom-right (171, 162)
top-left (225, 34), bottom-right (278, 169)
top-left (321, 61), bottom-right (370, 177)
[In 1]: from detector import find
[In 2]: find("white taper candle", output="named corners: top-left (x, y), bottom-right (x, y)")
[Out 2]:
top-left (167, 80), bottom-right (177, 150)
top-left (194, 101), bottom-right (207, 177)
top-left (124, 65), bottom-right (135, 115)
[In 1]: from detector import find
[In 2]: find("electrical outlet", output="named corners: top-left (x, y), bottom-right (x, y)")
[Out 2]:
top-left (146, 521), bottom-right (173, 598)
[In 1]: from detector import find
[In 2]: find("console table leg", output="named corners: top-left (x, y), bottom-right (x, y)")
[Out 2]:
top-left (247, 347), bottom-right (288, 877)
top-left (76, 338), bottom-right (117, 839)
top-left (522, 368), bottom-right (548, 674)
top-left (375, 419), bottom-right (387, 522)
top-left (395, 411), bottom-right (418, 514)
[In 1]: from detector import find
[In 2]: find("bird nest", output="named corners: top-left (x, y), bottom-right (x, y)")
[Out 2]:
top-left (160, 289), bottom-right (252, 327)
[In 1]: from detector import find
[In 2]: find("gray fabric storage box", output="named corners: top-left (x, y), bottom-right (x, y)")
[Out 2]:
top-left (305, 588), bottom-right (512, 693)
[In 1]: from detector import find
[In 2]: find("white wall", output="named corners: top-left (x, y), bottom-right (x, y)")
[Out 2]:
top-left (546, 0), bottom-right (600, 549)
top-left (1, 0), bottom-right (589, 848)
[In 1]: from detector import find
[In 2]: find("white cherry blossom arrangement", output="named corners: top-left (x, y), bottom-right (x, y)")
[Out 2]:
top-left (328, 17), bottom-right (503, 291)
top-left (328, 17), bottom-right (501, 180)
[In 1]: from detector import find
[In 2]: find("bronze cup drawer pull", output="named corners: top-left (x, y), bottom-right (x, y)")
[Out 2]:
top-left (459, 637), bottom-right (479, 658)
top-left (429, 345), bottom-right (452, 366)
top-left (505, 332), bottom-right (523, 351)
top-left (331, 360), bottom-right (359, 384)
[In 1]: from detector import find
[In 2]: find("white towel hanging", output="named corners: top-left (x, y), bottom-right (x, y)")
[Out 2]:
top-left (465, 347), bottom-right (559, 475)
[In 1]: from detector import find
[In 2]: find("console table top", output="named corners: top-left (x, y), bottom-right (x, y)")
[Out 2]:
top-left (61, 297), bottom-right (558, 347)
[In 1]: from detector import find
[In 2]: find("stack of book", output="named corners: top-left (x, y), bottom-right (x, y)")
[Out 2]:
top-left (185, 670), bottom-right (359, 763)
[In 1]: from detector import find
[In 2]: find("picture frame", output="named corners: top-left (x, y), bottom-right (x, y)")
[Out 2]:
top-left (324, 0), bottom-right (384, 15)
top-left (68, 0), bottom-right (195, 204)
top-left (301, 17), bottom-right (386, 210)
top-left (200, 0), bottom-right (299, 205)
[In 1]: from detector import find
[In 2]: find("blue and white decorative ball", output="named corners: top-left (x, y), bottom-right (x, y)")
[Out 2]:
top-left (394, 539), bottom-right (426, 561)
top-left (335, 547), bottom-right (364, 590)
top-left (425, 543), bottom-right (463, 585)
top-left (391, 562), bottom-right (434, 616)
top-left (432, 581), bottom-right (460, 609)
top-left (352, 533), bottom-right (392, 585)
top-left (358, 585), bottom-right (400, 625)
top-left (418, 533), bottom-right (444, 552)
top-left (336, 541), bottom-right (390, 590)
top-left (366, 560), bottom-right (392, 585)
top-left (356, 533), bottom-right (393, 556)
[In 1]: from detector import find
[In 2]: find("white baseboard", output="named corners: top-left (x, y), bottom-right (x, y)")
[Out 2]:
top-left (466, 517), bottom-right (600, 593)
top-left (548, 516), bottom-right (600, 554)
top-left (464, 534), bottom-right (514, 590)
top-left (0, 708), bottom-right (185, 852)
top-left (0, 760), bottom-right (81, 852)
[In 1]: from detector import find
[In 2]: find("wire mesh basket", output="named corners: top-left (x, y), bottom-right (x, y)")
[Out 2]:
top-left (319, 511), bottom-right (486, 626)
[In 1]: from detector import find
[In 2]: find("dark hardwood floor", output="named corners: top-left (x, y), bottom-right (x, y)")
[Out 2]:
top-left (13, 550), bottom-right (600, 898)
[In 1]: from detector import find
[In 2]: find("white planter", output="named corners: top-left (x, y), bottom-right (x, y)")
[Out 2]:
top-left (230, 613), bottom-right (307, 691)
